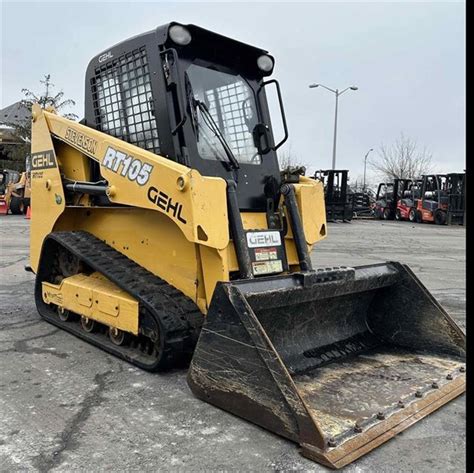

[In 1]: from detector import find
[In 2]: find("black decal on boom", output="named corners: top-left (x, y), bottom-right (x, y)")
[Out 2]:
top-left (147, 186), bottom-right (187, 224)
top-left (31, 150), bottom-right (57, 170)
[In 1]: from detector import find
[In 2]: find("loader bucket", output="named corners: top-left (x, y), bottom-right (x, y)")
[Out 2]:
top-left (187, 263), bottom-right (465, 469)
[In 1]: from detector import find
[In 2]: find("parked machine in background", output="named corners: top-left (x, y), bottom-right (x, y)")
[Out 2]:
top-left (351, 188), bottom-right (375, 218)
top-left (9, 169), bottom-right (31, 215)
top-left (415, 174), bottom-right (449, 225)
top-left (395, 179), bottom-right (422, 222)
top-left (374, 179), bottom-right (412, 220)
top-left (446, 173), bottom-right (466, 225)
top-left (314, 169), bottom-right (353, 222)
top-left (0, 158), bottom-right (31, 215)
top-left (27, 22), bottom-right (465, 469)
top-left (0, 169), bottom-right (21, 215)
top-left (374, 182), bottom-right (393, 219)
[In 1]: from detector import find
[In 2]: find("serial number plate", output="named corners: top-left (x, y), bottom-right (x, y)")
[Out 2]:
top-left (246, 231), bottom-right (281, 248)
top-left (252, 260), bottom-right (283, 275)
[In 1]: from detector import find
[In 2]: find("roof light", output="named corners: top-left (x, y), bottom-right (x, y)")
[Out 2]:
top-left (257, 55), bottom-right (274, 73)
top-left (169, 25), bottom-right (192, 46)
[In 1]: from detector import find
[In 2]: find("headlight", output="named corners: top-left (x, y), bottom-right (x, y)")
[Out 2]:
top-left (169, 25), bottom-right (192, 46)
top-left (257, 54), bottom-right (274, 73)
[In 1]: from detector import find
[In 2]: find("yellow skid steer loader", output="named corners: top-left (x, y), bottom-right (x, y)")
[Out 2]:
top-left (29, 23), bottom-right (465, 469)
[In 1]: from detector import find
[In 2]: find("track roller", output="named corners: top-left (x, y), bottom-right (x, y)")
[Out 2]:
top-left (57, 306), bottom-right (72, 322)
top-left (81, 316), bottom-right (97, 333)
top-left (109, 327), bottom-right (129, 346)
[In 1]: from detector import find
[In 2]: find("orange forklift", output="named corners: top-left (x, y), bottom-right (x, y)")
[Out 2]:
top-left (414, 174), bottom-right (449, 224)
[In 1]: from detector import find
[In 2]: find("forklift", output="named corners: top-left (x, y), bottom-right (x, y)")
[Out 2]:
top-left (314, 169), bottom-right (353, 222)
top-left (414, 174), bottom-right (449, 224)
top-left (395, 179), bottom-right (422, 222)
top-left (446, 173), bottom-right (466, 225)
top-left (374, 178), bottom-right (411, 220)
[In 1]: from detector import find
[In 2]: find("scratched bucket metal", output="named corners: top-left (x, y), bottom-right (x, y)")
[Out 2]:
top-left (187, 262), bottom-right (465, 469)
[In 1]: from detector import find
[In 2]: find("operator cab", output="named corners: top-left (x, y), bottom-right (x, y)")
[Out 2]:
top-left (422, 175), bottom-right (448, 203)
top-left (84, 23), bottom-right (287, 211)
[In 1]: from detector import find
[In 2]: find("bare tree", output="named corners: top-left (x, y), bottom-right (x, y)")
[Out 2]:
top-left (369, 133), bottom-right (432, 181)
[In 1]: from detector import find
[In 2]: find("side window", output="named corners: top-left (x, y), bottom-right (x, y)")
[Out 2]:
top-left (91, 47), bottom-right (160, 154)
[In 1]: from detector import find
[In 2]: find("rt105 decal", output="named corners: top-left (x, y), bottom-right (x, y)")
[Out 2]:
top-left (102, 146), bottom-right (153, 185)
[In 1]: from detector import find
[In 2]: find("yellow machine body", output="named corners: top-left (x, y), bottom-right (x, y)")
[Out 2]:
top-left (30, 105), bottom-right (326, 315)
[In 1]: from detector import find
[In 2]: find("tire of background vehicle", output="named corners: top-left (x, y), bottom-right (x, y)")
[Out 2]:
top-left (434, 210), bottom-right (447, 225)
top-left (409, 208), bottom-right (416, 222)
top-left (395, 209), bottom-right (401, 221)
top-left (22, 197), bottom-right (30, 215)
top-left (383, 208), bottom-right (391, 220)
top-left (9, 196), bottom-right (24, 215)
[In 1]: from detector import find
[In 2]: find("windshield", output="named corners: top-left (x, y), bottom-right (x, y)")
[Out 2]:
top-left (186, 64), bottom-right (261, 165)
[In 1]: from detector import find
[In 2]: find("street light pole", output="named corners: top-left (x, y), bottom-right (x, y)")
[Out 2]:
top-left (309, 83), bottom-right (358, 170)
top-left (363, 148), bottom-right (374, 191)
top-left (332, 90), bottom-right (339, 170)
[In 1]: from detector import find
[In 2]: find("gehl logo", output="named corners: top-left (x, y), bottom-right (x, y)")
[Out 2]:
top-left (147, 187), bottom-right (187, 224)
top-left (246, 231), bottom-right (281, 248)
top-left (102, 146), bottom-right (153, 186)
top-left (31, 150), bottom-right (56, 170)
top-left (98, 51), bottom-right (113, 63)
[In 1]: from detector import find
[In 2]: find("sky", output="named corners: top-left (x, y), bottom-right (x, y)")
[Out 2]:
top-left (1, 1), bottom-right (465, 185)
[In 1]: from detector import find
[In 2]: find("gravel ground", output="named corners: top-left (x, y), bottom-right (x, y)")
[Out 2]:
top-left (0, 216), bottom-right (465, 472)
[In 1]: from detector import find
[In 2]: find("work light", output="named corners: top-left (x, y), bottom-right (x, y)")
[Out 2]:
top-left (257, 55), bottom-right (274, 72)
top-left (169, 25), bottom-right (192, 46)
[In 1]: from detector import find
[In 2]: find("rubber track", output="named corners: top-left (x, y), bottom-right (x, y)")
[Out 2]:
top-left (35, 231), bottom-right (203, 371)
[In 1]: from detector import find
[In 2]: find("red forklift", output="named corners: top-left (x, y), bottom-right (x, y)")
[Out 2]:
top-left (414, 174), bottom-right (449, 224)
top-left (395, 179), bottom-right (422, 222)
top-left (374, 178), bottom-right (412, 220)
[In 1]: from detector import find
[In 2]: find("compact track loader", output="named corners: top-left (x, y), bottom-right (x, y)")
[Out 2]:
top-left (0, 169), bottom-right (20, 214)
top-left (30, 23), bottom-right (465, 468)
top-left (0, 167), bottom-right (31, 215)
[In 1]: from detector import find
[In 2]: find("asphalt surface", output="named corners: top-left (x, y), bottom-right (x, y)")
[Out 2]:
top-left (0, 216), bottom-right (465, 472)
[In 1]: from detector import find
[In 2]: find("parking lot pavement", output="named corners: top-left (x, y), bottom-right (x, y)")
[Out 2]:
top-left (0, 216), bottom-right (465, 472)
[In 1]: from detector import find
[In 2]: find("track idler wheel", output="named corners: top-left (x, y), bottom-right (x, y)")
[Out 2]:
top-left (109, 327), bottom-right (129, 346)
top-left (81, 316), bottom-right (97, 333)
